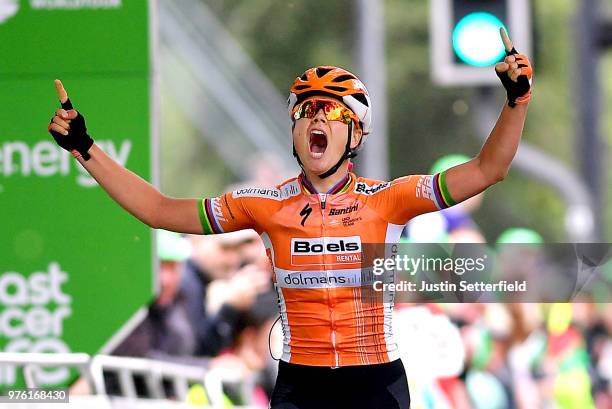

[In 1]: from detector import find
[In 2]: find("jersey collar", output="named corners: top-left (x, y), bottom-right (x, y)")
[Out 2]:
top-left (299, 172), bottom-right (352, 195)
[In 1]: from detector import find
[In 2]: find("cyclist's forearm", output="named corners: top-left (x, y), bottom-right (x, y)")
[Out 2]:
top-left (477, 102), bottom-right (528, 183)
top-left (76, 143), bottom-right (163, 227)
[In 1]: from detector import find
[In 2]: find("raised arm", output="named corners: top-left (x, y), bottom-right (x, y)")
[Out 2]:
top-left (48, 80), bottom-right (203, 234)
top-left (444, 28), bottom-right (533, 203)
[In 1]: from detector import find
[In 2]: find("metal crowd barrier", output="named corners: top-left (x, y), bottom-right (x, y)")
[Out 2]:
top-left (0, 353), bottom-right (257, 408)
top-left (89, 354), bottom-right (211, 400)
top-left (0, 352), bottom-right (92, 389)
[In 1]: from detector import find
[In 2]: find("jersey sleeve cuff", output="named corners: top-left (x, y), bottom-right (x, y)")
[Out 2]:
top-left (198, 198), bottom-right (215, 235)
top-left (433, 171), bottom-right (457, 209)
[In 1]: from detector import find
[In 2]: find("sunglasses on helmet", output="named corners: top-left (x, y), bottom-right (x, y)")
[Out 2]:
top-left (292, 98), bottom-right (359, 126)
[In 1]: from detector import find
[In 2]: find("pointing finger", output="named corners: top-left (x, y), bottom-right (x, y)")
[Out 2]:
top-left (54, 79), bottom-right (68, 103)
top-left (54, 79), bottom-right (74, 110)
top-left (500, 27), bottom-right (514, 53)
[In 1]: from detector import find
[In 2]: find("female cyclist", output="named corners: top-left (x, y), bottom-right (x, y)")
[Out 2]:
top-left (48, 29), bottom-right (532, 409)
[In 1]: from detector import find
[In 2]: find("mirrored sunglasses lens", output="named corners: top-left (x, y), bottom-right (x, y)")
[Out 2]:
top-left (294, 99), bottom-right (355, 124)
top-left (324, 105), bottom-right (345, 121)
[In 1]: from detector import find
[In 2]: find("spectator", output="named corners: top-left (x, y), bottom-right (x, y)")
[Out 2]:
top-left (209, 291), bottom-right (280, 406)
top-left (181, 232), bottom-right (270, 356)
top-left (113, 230), bottom-right (195, 357)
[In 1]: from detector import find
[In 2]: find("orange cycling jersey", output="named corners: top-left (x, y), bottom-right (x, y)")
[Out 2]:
top-left (198, 171), bottom-right (457, 367)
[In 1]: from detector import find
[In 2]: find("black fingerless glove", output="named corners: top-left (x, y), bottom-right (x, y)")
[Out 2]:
top-left (48, 99), bottom-right (94, 160)
top-left (496, 47), bottom-right (533, 108)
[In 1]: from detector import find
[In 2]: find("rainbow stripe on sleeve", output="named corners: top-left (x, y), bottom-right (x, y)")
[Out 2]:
top-left (432, 171), bottom-right (457, 209)
top-left (198, 198), bottom-right (223, 235)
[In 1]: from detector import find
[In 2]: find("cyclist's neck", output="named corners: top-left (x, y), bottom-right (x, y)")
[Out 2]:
top-left (301, 162), bottom-right (352, 194)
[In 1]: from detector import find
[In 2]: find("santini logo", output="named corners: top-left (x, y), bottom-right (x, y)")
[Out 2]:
top-left (328, 203), bottom-right (358, 216)
top-left (291, 236), bottom-right (361, 255)
top-left (0, 0), bottom-right (18, 24)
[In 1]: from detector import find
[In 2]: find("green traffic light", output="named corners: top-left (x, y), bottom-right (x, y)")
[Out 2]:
top-left (452, 12), bottom-right (507, 67)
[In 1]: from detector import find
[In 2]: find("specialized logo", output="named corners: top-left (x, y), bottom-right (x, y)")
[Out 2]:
top-left (354, 181), bottom-right (390, 195)
top-left (291, 236), bottom-right (362, 266)
top-left (299, 203), bottom-right (312, 226)
top-left (0, 0), bottom-right (18, 24)
top-left (328, 203), bottom-right (358, 216)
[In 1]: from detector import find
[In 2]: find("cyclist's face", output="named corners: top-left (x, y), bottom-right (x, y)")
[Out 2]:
top-left (292, 107), bottom-right (361, 175)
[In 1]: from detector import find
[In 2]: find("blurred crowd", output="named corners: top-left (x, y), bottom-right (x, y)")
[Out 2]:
top-left (109, 229), bottom-right (279, 407)
top-left (395, 303), bottom-right (612, 409)
top-left (93, 155), bottom-right (611, 408)
top-left (396, 155), bottom-right (612, 409)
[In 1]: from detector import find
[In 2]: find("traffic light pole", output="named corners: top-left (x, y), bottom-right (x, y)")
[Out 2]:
top-left (576, 0), bottom-right (605, 241)
top-left (355, 0), bottom-right (389, 181)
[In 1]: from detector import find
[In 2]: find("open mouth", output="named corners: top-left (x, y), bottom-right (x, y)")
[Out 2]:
top-left (309, 129), bottom-right (328, 158)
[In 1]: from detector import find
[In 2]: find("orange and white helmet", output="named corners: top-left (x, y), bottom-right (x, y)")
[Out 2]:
top-left (288, 66), bottom-right (372, 143)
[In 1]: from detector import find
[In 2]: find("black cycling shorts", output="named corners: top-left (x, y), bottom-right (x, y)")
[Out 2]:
top-left (270, 359), bottom-right (410, 409)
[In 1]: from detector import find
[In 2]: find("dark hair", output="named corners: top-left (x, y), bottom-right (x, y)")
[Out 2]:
top-left (235, 290), bottom-right (278, 333)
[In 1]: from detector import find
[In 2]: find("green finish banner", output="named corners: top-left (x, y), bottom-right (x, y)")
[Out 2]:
top-left (0, 0), bottom-right (155, 387)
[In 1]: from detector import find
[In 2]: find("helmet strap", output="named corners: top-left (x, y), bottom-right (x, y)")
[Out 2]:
top-left (317, 121), bottom-right (354, 180)
top-left (292, 121), bottom-right (306, 171)
top-left (292, 144), bottom-right (305, 169)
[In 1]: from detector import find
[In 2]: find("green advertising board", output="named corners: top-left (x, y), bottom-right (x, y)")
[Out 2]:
top-left (0, 0), bottom-right (155, 387)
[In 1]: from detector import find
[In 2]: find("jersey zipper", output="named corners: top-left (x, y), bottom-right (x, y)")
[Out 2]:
top-left (319, 193), bottom-right (339, 368)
